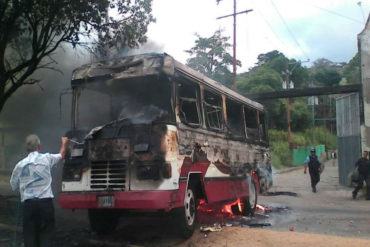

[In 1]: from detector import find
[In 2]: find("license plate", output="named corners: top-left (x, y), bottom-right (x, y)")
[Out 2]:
top-left (98, 195), bottom-right (114, 207)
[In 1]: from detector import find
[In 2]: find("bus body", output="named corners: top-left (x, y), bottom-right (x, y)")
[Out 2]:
top-left (59, 53), bottom-right (272, 237)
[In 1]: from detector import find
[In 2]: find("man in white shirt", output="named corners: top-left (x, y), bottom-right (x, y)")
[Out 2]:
top-left (10, 134), bottom-right (68, 247)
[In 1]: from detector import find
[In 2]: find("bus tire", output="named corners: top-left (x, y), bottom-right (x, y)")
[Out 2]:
top-left (175, 186), bottom-right (197, 238)
top-left (88, 209), bottom-right (120, 235)
top-left (242, 177), bottom-right (257, 216)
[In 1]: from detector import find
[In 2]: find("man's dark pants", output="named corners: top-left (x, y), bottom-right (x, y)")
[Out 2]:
top-left (353, 174), bottom-right (370, 199)
top-left (309, 168), bottom-right (320, 190)
top-left (23, 198), bottom-right (55, 247)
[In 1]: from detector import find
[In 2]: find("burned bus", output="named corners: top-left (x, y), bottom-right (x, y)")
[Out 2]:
top-left (59, 53), bottom-right (272, 237)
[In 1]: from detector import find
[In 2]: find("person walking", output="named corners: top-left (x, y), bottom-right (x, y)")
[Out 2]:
top-left (352, 151), bottom-right (370, 200)
top-left (10, 134), bottom-right (68, 247)
top-left (304, 148), bottom-right (321, 193)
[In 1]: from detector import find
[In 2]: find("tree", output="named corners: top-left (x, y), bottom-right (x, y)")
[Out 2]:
top-left (185, 30), bottom-right (240, 87)
top-left (0, 0), bottom-right (155, 112)
top-left (290, 99), bottom-right (311, 131)
top-left (236, 67), bottom-right (282, 93)
top-left (237, 50), bottom-right (311, 130)
top-left (342, 53), bottom-right (360, 84)
top-left (255, 50), bottom-right (284, 67)
top-left (311, 58), bottom-right (334, 70)
top-left (314, 68), bottom-right (342, 86)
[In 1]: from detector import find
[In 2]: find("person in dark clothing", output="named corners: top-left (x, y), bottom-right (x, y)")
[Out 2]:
top-left (304, 148), bottom-right (321, 193)
top-left (352, 151), bottom-right (370, 200)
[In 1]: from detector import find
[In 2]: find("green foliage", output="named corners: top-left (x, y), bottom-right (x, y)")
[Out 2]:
top-left (269, 127), bottom-right (337, 168)
top-left (237, 50), bottom-right (310, 130)
top-left (269, 130), bottom-right (293, 167)
top-left (236, 67), bottom-right (282, 93)
top-left (185, 30), bottom-right (240, 87)
top-left (303, 126), bottom-right (337, 149)
top-left (0, 0), bottom-right (155, 112)
top-left (290, 99), bottom-right (311, 131)
top-left (342, 53), bottom-right (360, 84)
top-left (256, 50), bottom-right (284, 67)
top-left (314, 68), bottom-right (342, 86)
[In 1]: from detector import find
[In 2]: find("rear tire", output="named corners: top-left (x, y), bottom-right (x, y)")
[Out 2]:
top-left (175, 186), bottom-right (197, 239)
top-left (242, 177), bottom-right (257, 216)
top-left (88, 209), bottom-right (120, 235)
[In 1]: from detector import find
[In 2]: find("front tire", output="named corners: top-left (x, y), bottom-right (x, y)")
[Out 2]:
top-left (88, 209), bottom-right (120, 235)
top-left (175, 187), bottom-right (197, 238)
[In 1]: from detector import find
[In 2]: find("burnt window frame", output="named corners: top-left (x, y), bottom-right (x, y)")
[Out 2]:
top-left (244, 105), bottom-right (260, 141)
top-left (225, 98), bottom-right (245, 139)
top-left (203, 89), bottom-right (224, 132)
top-left (176, 80), bottom-right (202, 128)
top-left (258, 111), bottom-right (268, 142)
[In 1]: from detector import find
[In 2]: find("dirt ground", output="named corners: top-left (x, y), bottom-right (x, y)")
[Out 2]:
top-left (1, 159), bottom-right (370, 247)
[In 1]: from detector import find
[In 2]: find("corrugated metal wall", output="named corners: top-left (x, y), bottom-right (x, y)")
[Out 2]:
top-left (336, 93), bottom-right (361, 185)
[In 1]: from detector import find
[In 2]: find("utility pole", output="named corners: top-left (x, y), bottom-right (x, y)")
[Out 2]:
top-left (217, 1), bottom-right (253, 90)
top-left (284, 61), bottom-right (292, 148)
top-left (282, 59), bottom-right (309, 148)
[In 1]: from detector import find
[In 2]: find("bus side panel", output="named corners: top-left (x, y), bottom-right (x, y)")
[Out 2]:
top-left (203, 178), bottom-right (249, 204)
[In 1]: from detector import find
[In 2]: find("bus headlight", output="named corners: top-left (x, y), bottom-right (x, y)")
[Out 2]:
top-left (136, 161), bottom-right (161, 180)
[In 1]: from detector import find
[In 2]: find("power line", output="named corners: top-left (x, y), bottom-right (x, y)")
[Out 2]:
top-left (299, 0), bottom-right (363, 24)
top-left (357, 1), bottom-right (366, 24)
top-left (251, 0), bottom-right (291, 53)
top-left (269, 0), bottom-right (310, 60)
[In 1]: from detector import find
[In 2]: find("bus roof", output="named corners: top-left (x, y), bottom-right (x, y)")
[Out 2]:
top-left (71, 53), bottom-right (264, 111)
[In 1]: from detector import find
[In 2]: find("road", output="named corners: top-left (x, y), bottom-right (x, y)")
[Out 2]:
top-left (1, 160), bottom-right (370, 247)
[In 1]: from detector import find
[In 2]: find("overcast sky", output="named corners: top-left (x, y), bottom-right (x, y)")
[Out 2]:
top-left (134, 0), bottom-right (370, 72)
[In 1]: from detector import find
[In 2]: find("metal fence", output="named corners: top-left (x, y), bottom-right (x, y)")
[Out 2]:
top-left (336, 93), bottom-right (361, 185)
top-left (293, 145), bottom-right (325, 166)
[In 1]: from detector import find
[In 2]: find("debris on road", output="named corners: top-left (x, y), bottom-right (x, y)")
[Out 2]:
top-left (200, 224), bottom-right (222, 232)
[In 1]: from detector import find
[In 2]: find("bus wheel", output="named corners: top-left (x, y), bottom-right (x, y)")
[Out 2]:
top-left (176, 186), bottom-right (197, 238)
top-left (242, 177), bottom-right (257, 216)
top-left (88, 209), bottom-right (120, 235)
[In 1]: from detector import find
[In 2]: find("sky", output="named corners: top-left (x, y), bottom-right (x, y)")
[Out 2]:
top-left (134, 0), bottom-right (370, 72)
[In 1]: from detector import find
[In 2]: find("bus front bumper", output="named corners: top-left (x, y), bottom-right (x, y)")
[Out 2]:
top-left (59, 189), bottom-right (185, 211)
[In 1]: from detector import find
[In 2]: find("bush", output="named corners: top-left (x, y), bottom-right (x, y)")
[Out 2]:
top-left (269, 127), bottom-right (337, 168)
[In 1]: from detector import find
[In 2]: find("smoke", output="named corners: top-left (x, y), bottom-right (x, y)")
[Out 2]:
top-left (0, 44), bottom-right (89, 166)
top-left (97, 39), bottom-right (165, 61)
top-left (118, 96), bottom-right (168, 125)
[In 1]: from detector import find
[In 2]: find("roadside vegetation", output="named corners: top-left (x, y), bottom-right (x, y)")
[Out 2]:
top-left (269, 127), bottom-right (337, 168)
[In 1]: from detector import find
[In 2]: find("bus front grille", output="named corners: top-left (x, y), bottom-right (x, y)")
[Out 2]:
top-left (90, 160), bottom-right (128, 190)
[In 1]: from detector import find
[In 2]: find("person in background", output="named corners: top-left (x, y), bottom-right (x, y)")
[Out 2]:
top-left (10, 135), bottom-right (68, 247)
top-left (352, 151), bottom-right (370, 200)
top-left (331, 152), bottom-right (336, 166)
top-left (304, 148), bottom-right (321, 193)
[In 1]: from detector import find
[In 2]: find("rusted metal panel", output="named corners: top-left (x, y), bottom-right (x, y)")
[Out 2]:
top-left (177, 123), bottom-right (271, 179)
top-left (71, 53), bottom-right (264, 111)
top-left (88, 139), bottom-right (130, 161)
top-left (72, 53), bottom-right (174, 83)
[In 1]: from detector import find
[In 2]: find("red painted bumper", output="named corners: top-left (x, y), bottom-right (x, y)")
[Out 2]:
top-left (59, 189), bottom-right (185, 211)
